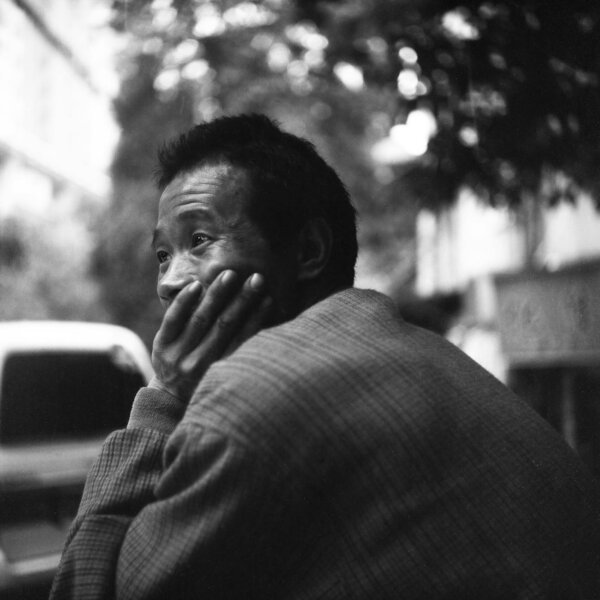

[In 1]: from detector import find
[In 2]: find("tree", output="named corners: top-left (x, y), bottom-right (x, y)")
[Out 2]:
top-left (0, 216), bottom-right (109, 322)
top-left (301, 0), bottom-right (600, 208)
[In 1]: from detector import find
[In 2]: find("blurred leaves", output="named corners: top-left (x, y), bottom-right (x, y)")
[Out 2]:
top-left (304, 0), bottom-right (600, 208)
top-left (0, 217), bottom-right (108, 322)
top-left (107, 0), bottom-right (600, 211)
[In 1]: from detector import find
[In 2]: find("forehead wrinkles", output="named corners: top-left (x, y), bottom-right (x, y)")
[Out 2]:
top-left (174, 162), bottom-right (249, 198)
top-left (158, 163), bottom-right (255, 233)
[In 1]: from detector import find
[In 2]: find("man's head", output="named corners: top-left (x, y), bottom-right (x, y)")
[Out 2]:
top-left (153, 114), bottom-right (357, 321)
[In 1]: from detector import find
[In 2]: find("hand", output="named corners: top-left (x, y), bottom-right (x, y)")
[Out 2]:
top-left (149, 270), bottom-right (272, 405)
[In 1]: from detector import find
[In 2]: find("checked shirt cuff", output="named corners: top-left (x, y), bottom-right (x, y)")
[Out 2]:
top-left (127, 387), bottom-right (185, 435)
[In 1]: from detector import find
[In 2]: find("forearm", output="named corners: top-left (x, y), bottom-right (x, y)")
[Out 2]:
top-left (51, 383), bottom-right (283, 600)
top-left (50, 387), bottom-right (184, 599)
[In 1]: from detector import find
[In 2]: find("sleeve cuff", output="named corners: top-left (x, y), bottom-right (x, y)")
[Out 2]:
top-left (127, 387), bottom-right (186, 435)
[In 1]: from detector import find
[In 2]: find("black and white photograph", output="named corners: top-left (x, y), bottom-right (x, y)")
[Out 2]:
top-left (0, 1), bottom-right (599, 598)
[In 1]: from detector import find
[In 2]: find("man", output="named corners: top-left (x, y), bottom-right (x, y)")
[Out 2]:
top-left (51, 114), bottom-right (600, 599)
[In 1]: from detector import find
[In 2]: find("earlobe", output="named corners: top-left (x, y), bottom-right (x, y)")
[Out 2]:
top-left (297, 218), bottom-right (332, 281)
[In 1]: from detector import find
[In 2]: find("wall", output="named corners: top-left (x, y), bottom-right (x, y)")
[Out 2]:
top-left (415, 186), bottom-right (600, 382)
top-left (0, 0), bottom-right (119, 319)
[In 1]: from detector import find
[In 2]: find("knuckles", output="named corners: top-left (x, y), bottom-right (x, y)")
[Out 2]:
top-left (189, 312), bottom-right (210, 331)
top-left (216, 313), bottom-right (235, 330)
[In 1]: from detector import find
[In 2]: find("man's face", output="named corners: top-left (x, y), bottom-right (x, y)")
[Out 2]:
top-left (153, 162), bottom-right (297, 317)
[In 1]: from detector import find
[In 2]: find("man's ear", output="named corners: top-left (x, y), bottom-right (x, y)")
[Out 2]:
top-left (297, 218), bottom-right (332, 281)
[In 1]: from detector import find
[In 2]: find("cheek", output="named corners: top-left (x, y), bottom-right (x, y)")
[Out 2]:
top-left (190, 247), bottom-right (250, 286)
top-left (211, 239), bottom-right (271, 278)
top-left (166, 240), bottom-right (273, 289)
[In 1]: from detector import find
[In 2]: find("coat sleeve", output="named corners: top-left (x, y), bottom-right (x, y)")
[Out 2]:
top-left (49, 387), bottom-right (286, 600)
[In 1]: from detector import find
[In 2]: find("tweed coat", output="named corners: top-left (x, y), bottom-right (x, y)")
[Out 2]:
top-left (51, 288), bottom-right (600, 599)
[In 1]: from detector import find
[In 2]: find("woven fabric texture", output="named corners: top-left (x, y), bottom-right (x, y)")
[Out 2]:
top-left (51, 288), bottom-right (600, 599)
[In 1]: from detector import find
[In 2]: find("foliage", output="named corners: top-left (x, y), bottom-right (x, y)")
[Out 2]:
top-left (107, 0), bottom-right (600, 211)
top-left (0, 216), bottom-right (109, 322)
top-left (302, 0), bottom-right (600, 208)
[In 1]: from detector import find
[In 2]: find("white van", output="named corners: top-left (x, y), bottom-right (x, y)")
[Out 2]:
top-left (0, 321), bottom-right (153, 599)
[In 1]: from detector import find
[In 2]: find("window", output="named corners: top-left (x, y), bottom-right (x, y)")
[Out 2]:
top-left (0, 350), bottom-right (144, 444)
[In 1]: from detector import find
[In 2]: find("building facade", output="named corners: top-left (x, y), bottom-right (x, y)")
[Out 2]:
top-left (416, 188), bottom-right (600, 476)
top-left (0, 0), bottom-right (119, 319)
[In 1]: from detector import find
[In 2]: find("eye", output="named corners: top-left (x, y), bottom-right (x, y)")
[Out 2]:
top-left (156, 250), bottom-right (170, 264)
top-left (192, 232), bottom-right (211, 247)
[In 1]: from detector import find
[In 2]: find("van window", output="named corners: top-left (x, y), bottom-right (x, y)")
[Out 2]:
top-left (0, 350), bottom-right (144, 444)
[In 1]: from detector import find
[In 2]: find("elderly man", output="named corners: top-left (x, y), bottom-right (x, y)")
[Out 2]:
top-left (51, 114), bottom-right (600, 599)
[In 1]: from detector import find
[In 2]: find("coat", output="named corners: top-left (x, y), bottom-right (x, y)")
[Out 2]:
top-left (51, 288), bottom-right (600, 599)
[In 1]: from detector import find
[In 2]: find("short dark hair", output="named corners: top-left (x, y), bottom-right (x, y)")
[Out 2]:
top-left (156, 114), bottom-right (357, 288)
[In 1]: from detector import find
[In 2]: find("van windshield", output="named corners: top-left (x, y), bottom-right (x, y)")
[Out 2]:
top-left (0, 350), bottom-right (144, 444)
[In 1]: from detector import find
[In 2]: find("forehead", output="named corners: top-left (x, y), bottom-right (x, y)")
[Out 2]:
top-left (157, 162), bottom-right (252, 222)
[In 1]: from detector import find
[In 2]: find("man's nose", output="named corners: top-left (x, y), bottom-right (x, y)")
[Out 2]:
top-left (157, 256), bottom-right (198, 305)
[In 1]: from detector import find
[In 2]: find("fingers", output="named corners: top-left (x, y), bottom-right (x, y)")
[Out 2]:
top-left (155, 269), bottom-right (244, 347)
top-left (181, 271), bottom-right (237, 344)
top-left (151, 269), bottom-right (271, 404)
top-left (180, 272), bottom-right (267, 359)
top-left (185, 273), bottom-right (272, 365)
top-left (178, 270), bottom-right (261, 352)
top-left (223, 294), bottom-right (274, 357)
top-left (155, 279), bottom-right (203, 345)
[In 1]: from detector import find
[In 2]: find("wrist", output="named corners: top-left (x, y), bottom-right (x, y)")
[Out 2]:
top-left (147, 375), bottom-right (184, 404)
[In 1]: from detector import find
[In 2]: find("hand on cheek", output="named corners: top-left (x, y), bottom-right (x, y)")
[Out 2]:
top-left (149, 270), bottom-right (273, 405)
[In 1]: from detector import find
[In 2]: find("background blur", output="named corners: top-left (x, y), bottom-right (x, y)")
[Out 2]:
top-left (1, 0), bottom-right (600, 475)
